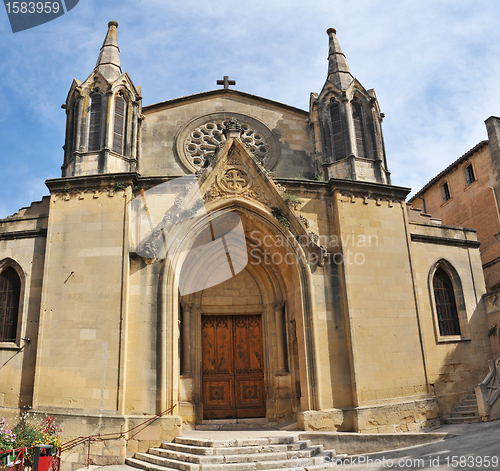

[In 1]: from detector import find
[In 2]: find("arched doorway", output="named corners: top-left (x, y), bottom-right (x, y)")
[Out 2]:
top-left (166, 203), bottom-right (313, 424)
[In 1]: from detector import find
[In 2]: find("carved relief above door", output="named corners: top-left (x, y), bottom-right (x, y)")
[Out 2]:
top-left (202, 314), bottom-right (265, 419)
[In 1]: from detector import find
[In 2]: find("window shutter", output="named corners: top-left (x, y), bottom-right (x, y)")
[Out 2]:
top-left (465, 164), bottom-right (475, 185)
top-left (70, 100), bottom-right (79, 155)
top-left (88, 93), bottom-right (102, 152)
top-left (352, 102), bottom-right (367, 159)
top-left (329, 101), bottom-right (345, 161)
top-left (0, 267), bottom-right (21, 341)
top-left (441, 182), bottom-right (451, 202)
top-left (112, 94), bottom-right (126, 155)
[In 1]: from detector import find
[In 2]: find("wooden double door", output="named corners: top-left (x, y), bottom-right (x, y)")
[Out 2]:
top-left (202, 314), bottom-right (265, 419)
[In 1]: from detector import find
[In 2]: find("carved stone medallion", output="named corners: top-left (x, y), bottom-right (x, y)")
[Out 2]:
top-left (218, 167), bottom-right (250, 193)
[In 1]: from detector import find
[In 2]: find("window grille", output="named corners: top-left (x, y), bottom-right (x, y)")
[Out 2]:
top-left (352, 101), bottom-right (367, 159)
top-left (328, 100), bottom-right (345, 161)
top-left (88, 92), bottom-right (102, 152)
top-left (433, 268), bottom-right (461, 336)
top-left (0, 267), bottom-right (20, 342)
top-left (441, 182), bottom-right (451, 202)
top-left (112, 93), bottom-right (126, 155)
top-left (465, 164), bottom-right (476, 186)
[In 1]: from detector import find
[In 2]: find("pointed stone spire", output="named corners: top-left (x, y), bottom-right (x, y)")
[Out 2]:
top-left (326, 28), bottom-right (353, 90)
top-left (95, 21), bottom-right (122, 81)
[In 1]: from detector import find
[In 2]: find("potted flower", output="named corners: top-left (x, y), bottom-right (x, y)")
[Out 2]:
top-left (0, 418), bottom-right (17, 471)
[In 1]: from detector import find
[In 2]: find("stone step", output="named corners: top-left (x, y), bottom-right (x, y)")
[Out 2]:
top-left (454, 406), bottom-right (479, 414)
top-left (133, 452), bottom-right (199, 471)
top-left (201, 451), bottom-right (333, 471)
top-left (444, 416), bottom-right (481, 424)
top-left (173, 436), bottom-right (299, 448)
top-left (127, 436), bottom-right (335, 471)
top-left (151, 448), bottom-right (226, 464)
top-left (195, 419), bottom-right (271, 431)
top-left (282, 451), bottom-right (335, 469)
top-left (195, 424), bottom-right (275, 431)
top-left (149, 444), bottom-right (324, 465)
top-left (126, 456), bottom-right (179, 471)
top-left (461, 399), bottom-right (477, 409)
top-left (162, 441), bottom-right (313, 456)
top-left (151, 449), bottom-right (309, 464)
top-left (450, 411), bottom-right (479, 418)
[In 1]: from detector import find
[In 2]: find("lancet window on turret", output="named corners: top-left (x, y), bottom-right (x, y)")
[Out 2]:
top-left (112, 92), bottom-right (127, 155)
top-left (70, 99), bottom-right (80, 155)
top-left (328, 99), bottom-right (346, 161)
top-left (88, 90), bottom-right (103, 152)
top-left (352, 100), bottom-right (368, 159)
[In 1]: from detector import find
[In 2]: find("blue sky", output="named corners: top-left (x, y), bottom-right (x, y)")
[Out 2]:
top-left (1, 0), bottom-right (500, 218)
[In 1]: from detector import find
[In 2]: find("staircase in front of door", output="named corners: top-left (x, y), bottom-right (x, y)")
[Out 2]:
top-left (126, 435), bottom-right (340, 471)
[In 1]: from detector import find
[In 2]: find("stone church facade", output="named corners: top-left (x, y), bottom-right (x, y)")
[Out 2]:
top-left (0, 22), bottom-right (493, 466)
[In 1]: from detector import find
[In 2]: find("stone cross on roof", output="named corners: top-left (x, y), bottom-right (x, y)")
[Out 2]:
top-left (217, 76), bottom-right (236, 89)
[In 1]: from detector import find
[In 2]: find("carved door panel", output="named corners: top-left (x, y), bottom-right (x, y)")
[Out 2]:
top-left (233, 315), bottom-right (265, 418)
top-left (202, 315), bottom-right (265, 419)
top-left (202, 316), bottom-right (235, 419)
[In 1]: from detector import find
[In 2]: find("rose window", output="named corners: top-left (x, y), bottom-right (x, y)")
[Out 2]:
top-left (185, 121), bottom-right (269, 169)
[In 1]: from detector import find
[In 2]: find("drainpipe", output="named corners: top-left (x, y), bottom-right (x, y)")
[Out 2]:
top-left (418, 195), bottom-right (427, 214)
top-left (490, 186), bottom-right (500, 225)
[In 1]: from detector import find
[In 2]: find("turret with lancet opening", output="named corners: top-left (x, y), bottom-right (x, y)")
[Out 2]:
top-left (62, 21), bottom-right (142, 177)
top-left (309, 28), bottom-right (390, 184)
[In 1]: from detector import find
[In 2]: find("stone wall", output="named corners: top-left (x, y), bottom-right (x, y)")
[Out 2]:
top-left (0, 198), bottom-right (49, 410)
top-left (141, 91), bottom-right (315, 180)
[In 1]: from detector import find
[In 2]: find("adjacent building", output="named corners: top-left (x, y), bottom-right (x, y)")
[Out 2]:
top-left (410, 118), bottom-right (500, 293)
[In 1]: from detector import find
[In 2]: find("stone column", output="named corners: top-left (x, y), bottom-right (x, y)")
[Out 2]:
top-left (344, 99), bottom-right (358, 181)
top-left (130, 100), bottom-right (139, 165)
top-left (181, 302), bottom-right (193, 376)
top-left (274, 302), bottom-right (288, 373)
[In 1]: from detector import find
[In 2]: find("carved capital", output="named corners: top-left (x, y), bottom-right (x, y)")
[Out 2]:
top-left (273, 301), bottom-right (285, 312)
top-left (181, 302), bottom-right (194, 313)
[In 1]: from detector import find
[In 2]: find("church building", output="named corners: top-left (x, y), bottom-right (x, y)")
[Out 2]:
top-left (0, 22), bottom-right (493, 467)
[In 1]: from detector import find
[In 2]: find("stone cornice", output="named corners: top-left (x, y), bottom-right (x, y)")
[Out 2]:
top-left (327, 178), bottom-right (411, 200)
top-left (143, 88), bottom-right (308, 117)
top-left (0, 229), bottom-right (47, 241)
top-left (410, 233), bottom-right (481, 248)
top-left (46, 172), bottom-right (139, 192)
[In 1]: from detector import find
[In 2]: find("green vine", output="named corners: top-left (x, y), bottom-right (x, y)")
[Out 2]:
top-left (114, 183), bottom-right (126, 191)
top-left (314, 170), bottom-right (324, 182)
top-left (282, 192), bottom-right (302, 209)
top-left (271, 207), bottom-right (290, 231)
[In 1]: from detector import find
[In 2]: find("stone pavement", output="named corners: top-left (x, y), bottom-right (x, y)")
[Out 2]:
top-left (77, 420), bottom-right (500, 471)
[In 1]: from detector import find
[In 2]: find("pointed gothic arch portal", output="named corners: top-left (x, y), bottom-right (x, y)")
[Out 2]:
top-left (162, 203), bottom-right (315, 424)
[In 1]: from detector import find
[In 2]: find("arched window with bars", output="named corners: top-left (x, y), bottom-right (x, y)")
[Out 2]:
top-left (433, 267), bottom-right (461, 337)
top-left (352, 100), bottom-right (368, 159)
top-left (88, 91), bottom-right (103, 152)
top-left (328, 99), bottom-right (345, 161)
top-left (0, 267), bottom-right (21, 342)
top-left (112, 92), bottom-right (127, 155)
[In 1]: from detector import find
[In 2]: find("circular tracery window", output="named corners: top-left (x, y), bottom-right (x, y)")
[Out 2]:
top-left (175, 113), bottom-right (280, 173)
